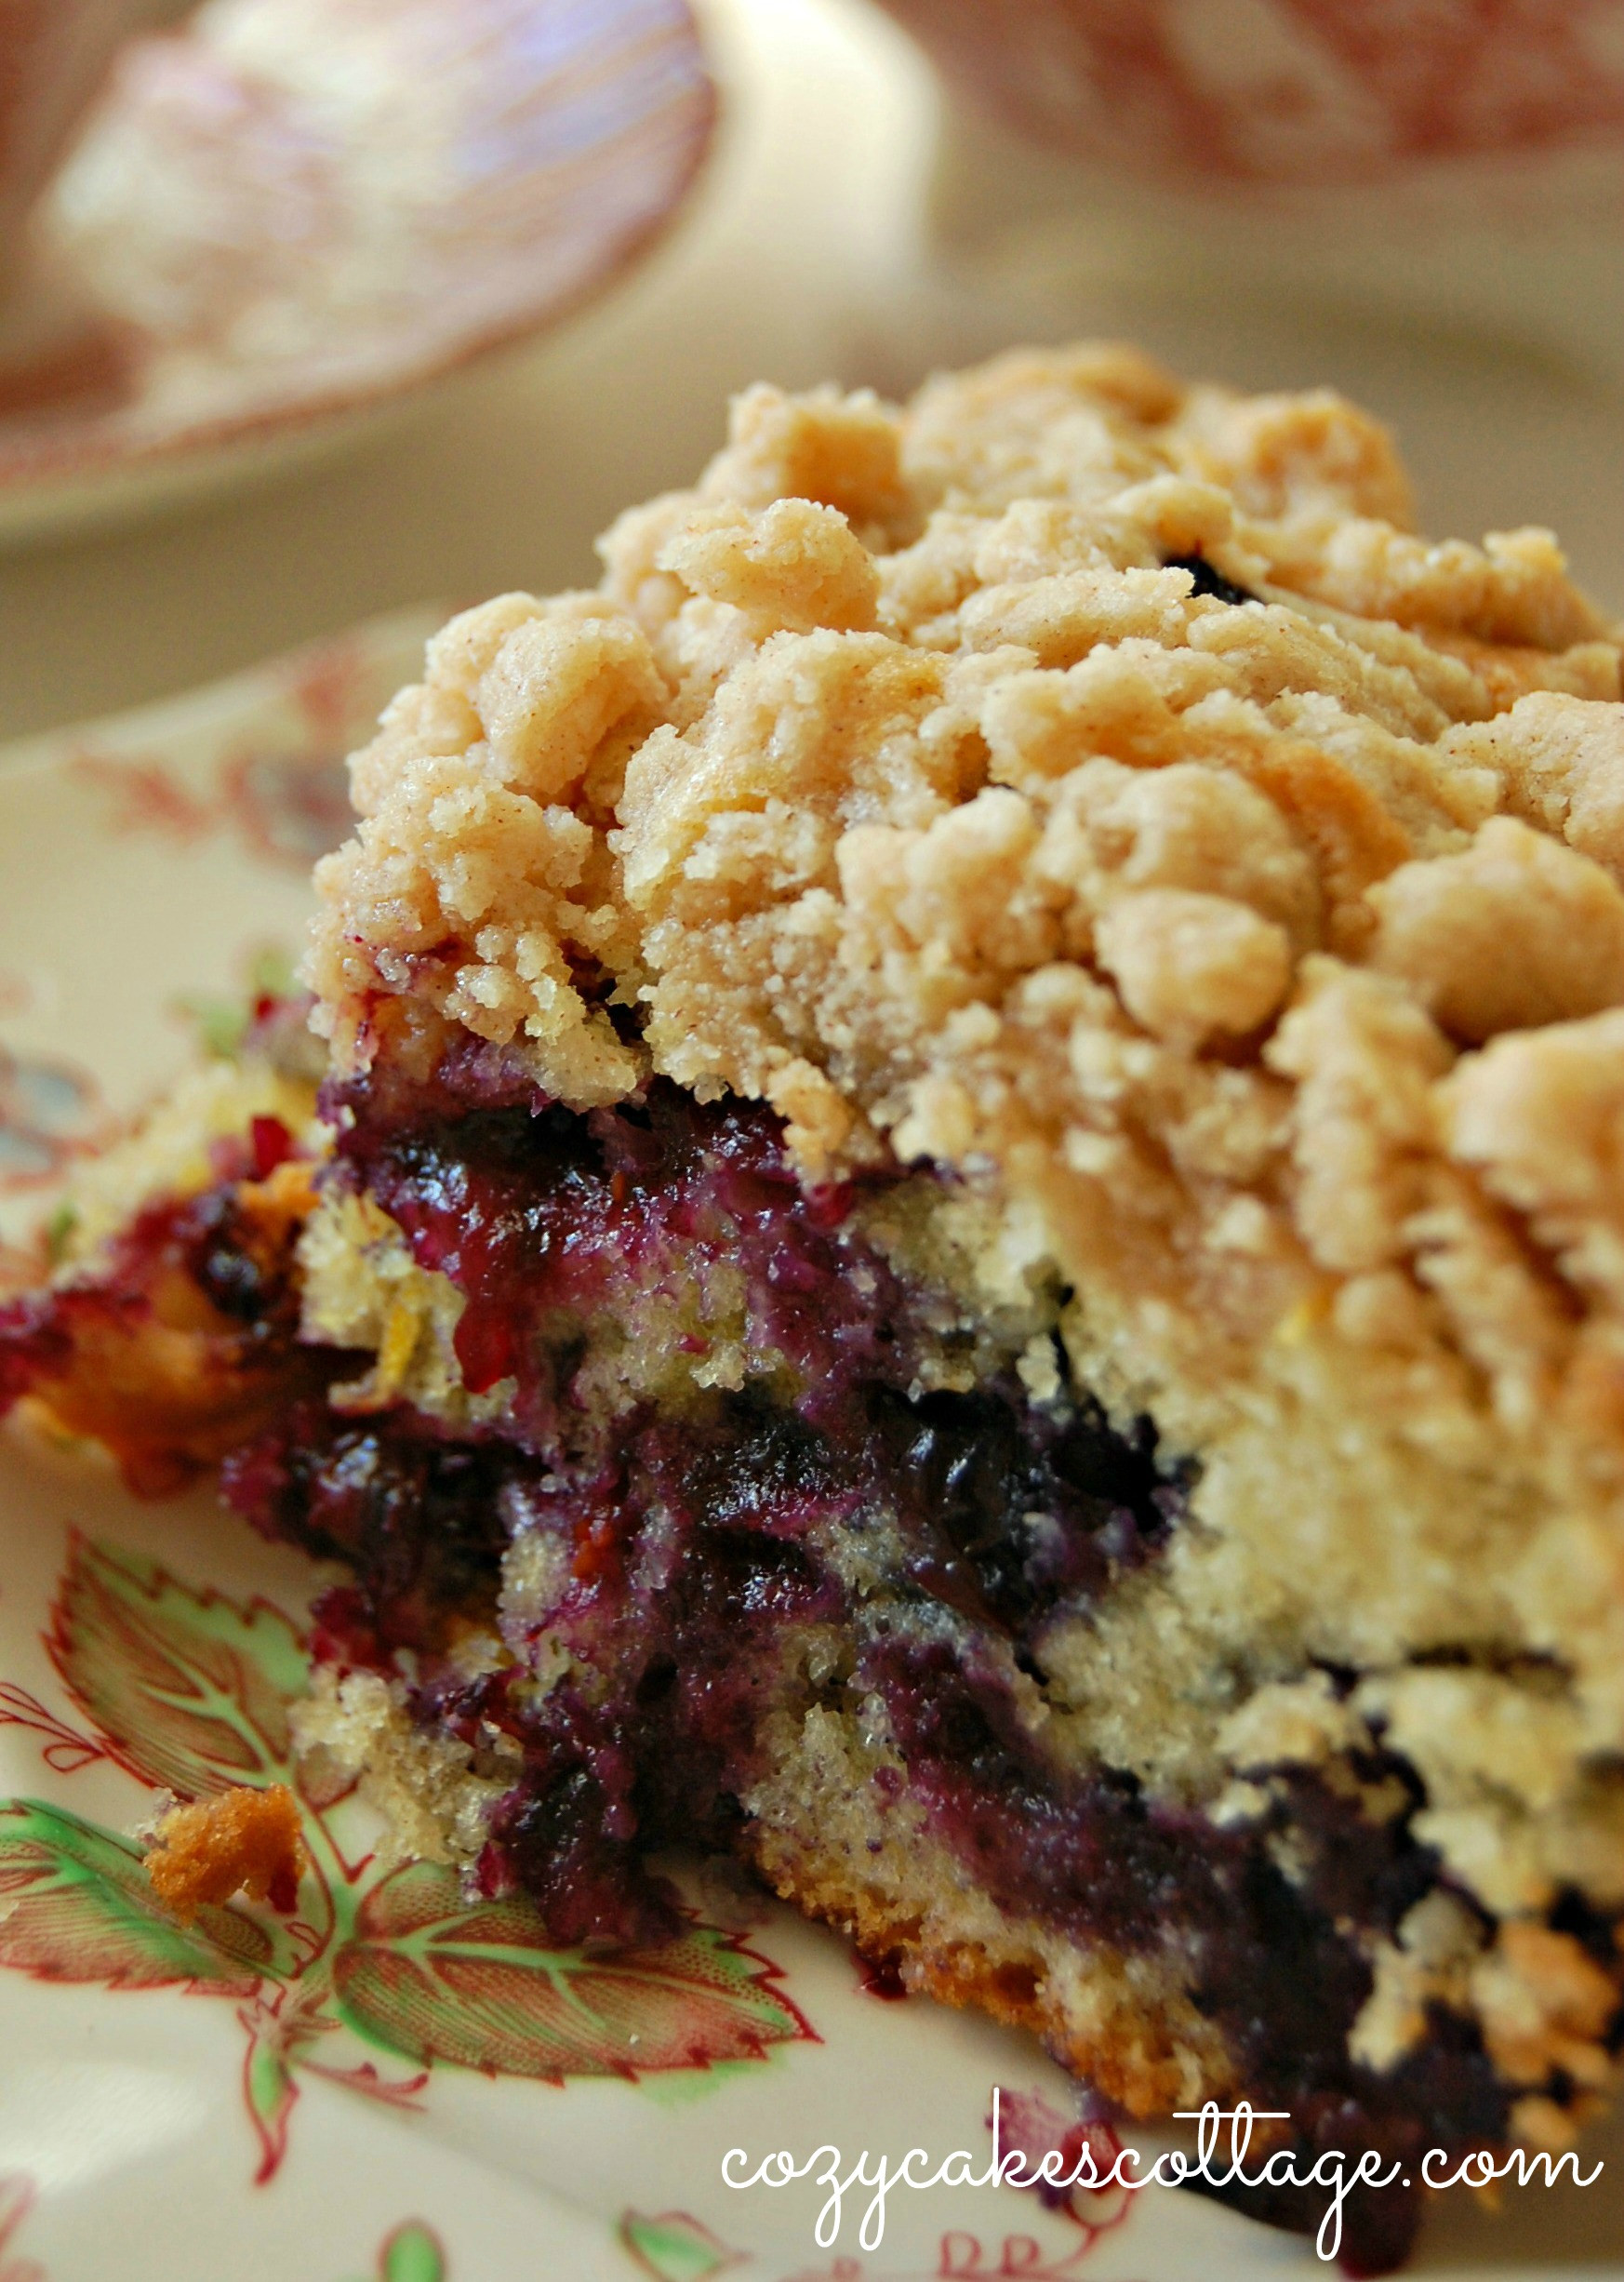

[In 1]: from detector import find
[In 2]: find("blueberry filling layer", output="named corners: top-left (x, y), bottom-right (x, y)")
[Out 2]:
top-left (7, 1063), bottom-right (1613, 2277)
top-left (865, 1635), bottom-right (1513, 2270)
top-left (312, 1067), bottom-right (1186, 1649)
top-left (214, 1074), bottom-right (1531, 2262)
top-left (327, 1062), bottom-right (1010, 1453)
top-left (219, 1378), bottom-right (1516, 2276)
top-left (1162, 552), bottom-right (1258, 607)
top-left (0, 1129), bottom-right (336, 1492)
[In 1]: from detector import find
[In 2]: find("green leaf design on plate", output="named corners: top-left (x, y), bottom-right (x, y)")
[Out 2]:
top-left (244, 2015), bottom-right (303, 2183)
top-left (48, 1536), bottom-right (309, 1796)
top-left (619, 2209), bottom-right (739, 2282)
top-left (332, 1862), bottom-right (807, 2082)
top-left (334, 2220), bottom-right (448, 2282)
top-left (1, 1537), bottom-right (816, 2190)
top-left (378, 2222), bottom-right (448, 2282)
top-left (0, 1798), bottom-right (269, 1992)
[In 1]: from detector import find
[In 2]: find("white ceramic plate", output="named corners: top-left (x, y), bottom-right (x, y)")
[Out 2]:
top-left (1, 631), bottom-right (1620, 2281)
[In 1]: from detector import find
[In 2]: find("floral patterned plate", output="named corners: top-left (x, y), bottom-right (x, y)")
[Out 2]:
top-left (1, 625), bottom-right (1620, 2281)
top-left (0, 0), bottom-right (712, 546)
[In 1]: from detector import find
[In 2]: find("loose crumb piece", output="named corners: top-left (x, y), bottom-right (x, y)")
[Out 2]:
top-left (144, 1783), bottom-right (306, 1918)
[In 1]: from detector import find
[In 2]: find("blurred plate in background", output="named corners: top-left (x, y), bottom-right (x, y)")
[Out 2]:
top-left (0, 0), bottom-right (713, 547)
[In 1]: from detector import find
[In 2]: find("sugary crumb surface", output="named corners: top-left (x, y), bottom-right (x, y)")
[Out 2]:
top-left (144, 1783), bottom-right (306, 1919)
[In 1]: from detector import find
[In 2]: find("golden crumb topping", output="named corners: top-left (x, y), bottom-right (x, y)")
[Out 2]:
top-left (311, 347), bottom-right (1616, 1116)
top-left (144, 1783), bottom-right (306, 1919)
top-left (307, 344), bottom-right (1620, 1415)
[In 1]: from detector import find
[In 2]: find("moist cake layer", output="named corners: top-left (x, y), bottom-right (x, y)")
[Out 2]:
top-left (5, 342), bottom-right (1624, 2272)
top-left (252, 1061), bottom-right (1524, 2272)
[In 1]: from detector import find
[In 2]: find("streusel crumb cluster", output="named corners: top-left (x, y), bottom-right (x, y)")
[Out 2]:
top-left (306, 346), bottom-right (1624, 2128)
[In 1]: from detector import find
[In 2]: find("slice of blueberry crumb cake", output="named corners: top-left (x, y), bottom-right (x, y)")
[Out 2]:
top-left (4, 344), bottom-right (1622, 2273)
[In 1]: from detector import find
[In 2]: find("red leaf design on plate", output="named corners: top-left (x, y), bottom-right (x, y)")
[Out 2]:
top-left (0, 1798), bottom-right (269, 1993)
top-left (47, 1537), bottom-right (310, 1796)
top-left (332, 1861), bottom-right (810, 2082)
top-left (0, 2169), bottom-right (46, 2282)
top-left (0, 1684), bottom-right (106, 1773)
top-left (0, 2173), bottom-right (34, 2255)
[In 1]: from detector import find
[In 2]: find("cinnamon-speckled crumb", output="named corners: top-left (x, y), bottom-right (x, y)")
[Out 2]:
top-left (144, 1784), bottom-right (306, 1918)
